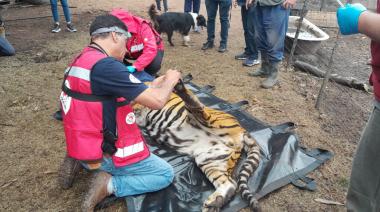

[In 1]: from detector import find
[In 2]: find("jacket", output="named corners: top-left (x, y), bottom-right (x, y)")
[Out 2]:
top-left (111, 9), bottom-right (164, 72)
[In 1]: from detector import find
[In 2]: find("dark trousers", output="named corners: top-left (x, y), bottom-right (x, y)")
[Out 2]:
top-left (241, 5), bottom-right (258, 60)
top-left (205, 0), bottom-right (231, 46)
top-left (347, 106), bottom-right (380, 212)
top-left (145, 50), bottom-right (164, 76)
top-left (253, 4), bottom-right (289, 63)
top-left (184, 0), bottom-right (201, 14)
top-left (155, 0), bottom-right (168, 12)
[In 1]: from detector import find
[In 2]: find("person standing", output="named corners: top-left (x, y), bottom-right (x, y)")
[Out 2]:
top-left (50, 0), bottom-right (77, 33)
top-left (233, 0), bottom-right (260, 67)
top-left (156, 0), bottom-right (169, 12)
top-left (336, 2), bottom-right (380, 211)
top-left (247, 0), bottom-right (296, 88)
top-left (201, 0), bottom-right (232, 53)
top-left (185, 0), bottom-right (202, 32)
top-left (56, 14), bottom-right (181, 210)
top-left (184, 0), bottom-right (201, 14)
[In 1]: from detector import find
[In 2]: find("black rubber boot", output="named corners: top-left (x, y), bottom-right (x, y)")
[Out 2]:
top-left (248, 61), bottom-right (269, 77)
top-left (261, 62), bottom-right (279, 89)
top-left (248, 54), bottom-right (269, 77)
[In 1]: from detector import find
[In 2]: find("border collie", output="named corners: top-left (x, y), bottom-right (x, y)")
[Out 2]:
top-left (148, 4), bottom-right (207, 46)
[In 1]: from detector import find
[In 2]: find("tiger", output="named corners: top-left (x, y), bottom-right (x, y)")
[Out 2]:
top-left (134, 81), bottom-right (262, 212)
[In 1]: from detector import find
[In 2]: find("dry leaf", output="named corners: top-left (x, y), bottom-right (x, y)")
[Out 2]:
top-left (314, 198), bottom-right (344, 206)
top-left (1, 179), bottom-right (17, 188)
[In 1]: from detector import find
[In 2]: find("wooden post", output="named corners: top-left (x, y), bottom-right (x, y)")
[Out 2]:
top-left (320, 0), bottom-right (326, 11)
top-left (286, 0), bottom-right (308, 71)
top-left (315, 32), bottom-right (340, 110)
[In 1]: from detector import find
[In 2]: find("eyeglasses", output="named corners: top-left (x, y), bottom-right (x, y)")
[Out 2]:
top-left (116, 32), bottom-right (130, 41)
top-left (91, 26), bottom-right (131, 39)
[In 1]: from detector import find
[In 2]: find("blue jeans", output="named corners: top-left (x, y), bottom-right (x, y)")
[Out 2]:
top-left (253, 4), bottom-right (289, 63)
top-left (0, 36), bottom-right (15, 56)
top-left (50, 0), bottom-right (72, 23)
top-left (100, 154), bottom-right (174, 197)
top-left (241, 5), bottom-right (258, 60)
top-left (155, 0), bottom-right (168, 12)
top-left (184, 0), bottom-right (201, 13)
top-left (205, 0), bottom-right (232, 46)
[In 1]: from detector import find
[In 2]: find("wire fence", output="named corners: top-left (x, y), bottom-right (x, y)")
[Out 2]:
top-left (286, 0), bottom-right (372, 111)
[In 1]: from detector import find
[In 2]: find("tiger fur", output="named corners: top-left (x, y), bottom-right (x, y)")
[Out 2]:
top-left (134, 81), bottom-right (261, 211)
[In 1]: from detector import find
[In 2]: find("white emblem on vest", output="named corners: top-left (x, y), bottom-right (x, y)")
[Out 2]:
top-left (129, 74), bottom-right (141, 84)
top-left (130, 43), bottom-right (144, 52)
top-left (125, 112), bottom-right (136, 125)
top-left (60, 80), bottom-right (72, 114)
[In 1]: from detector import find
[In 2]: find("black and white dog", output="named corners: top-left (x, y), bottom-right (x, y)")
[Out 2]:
top-left (148, 4), bottom-right (207, 46)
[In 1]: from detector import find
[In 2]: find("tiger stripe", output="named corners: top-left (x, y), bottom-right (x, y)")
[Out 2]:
top-left (134, 82), bottom-right (261, 211)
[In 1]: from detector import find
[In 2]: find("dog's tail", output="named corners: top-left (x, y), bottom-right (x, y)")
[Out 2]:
top-left (148, 4), bottom-right (159, 30)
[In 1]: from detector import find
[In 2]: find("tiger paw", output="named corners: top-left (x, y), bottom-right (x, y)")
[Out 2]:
top-left (202, 195), bottom-right (224, 212)
top-left (251, 198), bottom-right (261, 212)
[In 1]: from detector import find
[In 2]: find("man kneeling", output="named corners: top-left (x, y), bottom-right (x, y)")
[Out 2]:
top-left (56, 14), bottom-right (181, 211)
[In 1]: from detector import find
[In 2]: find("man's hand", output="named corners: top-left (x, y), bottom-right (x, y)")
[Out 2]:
top-left (337, 3), bottom-right (367, 35)
top-left (126, 66), bottom-right (136, 73)
top-left (164, 69), bottom-right (181, 85)
top-left (245, 0), bottom-right (254, 9)
top-left (134, 69), bottom-right (181, 110)
top-left (282, 0), bottom-right (296, 9)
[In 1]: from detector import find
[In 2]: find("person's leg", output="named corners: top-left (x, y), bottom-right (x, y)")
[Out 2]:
top-left (253, 5), bottom-right (265, 54)
top-left (218, 0), bottom-right (232, 51)
top-left (184, 0), bottom-right (191, 12)
top-left (259, 5), bottom-right (289, 88)
top-left (0, 36), bottom-right (15, 56)
top-left (347, 106), bottom-right (380, 212)
top-left (60, 0), bottom-right (76, 32)
top-left (144, 50), bottom-right (164, 76)
top-left (241, 6), bottom-right (250, 55)
top-left (235, 6), bottom-right (249, 60)
top-left (156, 0), bottom-right (162, 11)
top-left (60, 0), bottom-right (72, 23)
top-left (245, 5), bottom-right (259, 60)
top-left (163, 0), bottom-right (168, 12)
top-left (202, 0), bottom-right (217, 49)
top-left (193, 0), bottom-right (201, 14)
top-left (101, 154), bottom-right (174, 197)
top-left (261, 5), bottom-right (289, 64)
top-left (49, 0), bottom-right (59, 23)
top-left (249, 6), bottom-right (269, 76)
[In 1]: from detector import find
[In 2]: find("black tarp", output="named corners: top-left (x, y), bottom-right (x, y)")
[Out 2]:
top-left (120, 80), bottom-right (333, 212)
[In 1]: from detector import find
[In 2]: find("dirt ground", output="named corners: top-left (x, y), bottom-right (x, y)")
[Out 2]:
top-left (0, 0), bottom-right (374, 211)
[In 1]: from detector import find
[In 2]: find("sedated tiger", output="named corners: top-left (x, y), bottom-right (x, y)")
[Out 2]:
top-left (134, 81), bottom-right (261, 212)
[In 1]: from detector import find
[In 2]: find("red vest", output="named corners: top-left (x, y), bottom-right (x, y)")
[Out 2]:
top-left (370, 0), bottom-right (380, 101)
top-left (60, 47), bottom-right (150, 167)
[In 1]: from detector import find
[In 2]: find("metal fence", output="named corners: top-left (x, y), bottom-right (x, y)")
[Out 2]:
top-left (286, 0), bottom-right (372, 110)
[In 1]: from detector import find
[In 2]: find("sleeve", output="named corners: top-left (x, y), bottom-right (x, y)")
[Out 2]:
top-left (91, 58), bottom-right (148, 101)
top-left (133, 23), bottom-right (158, 71)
